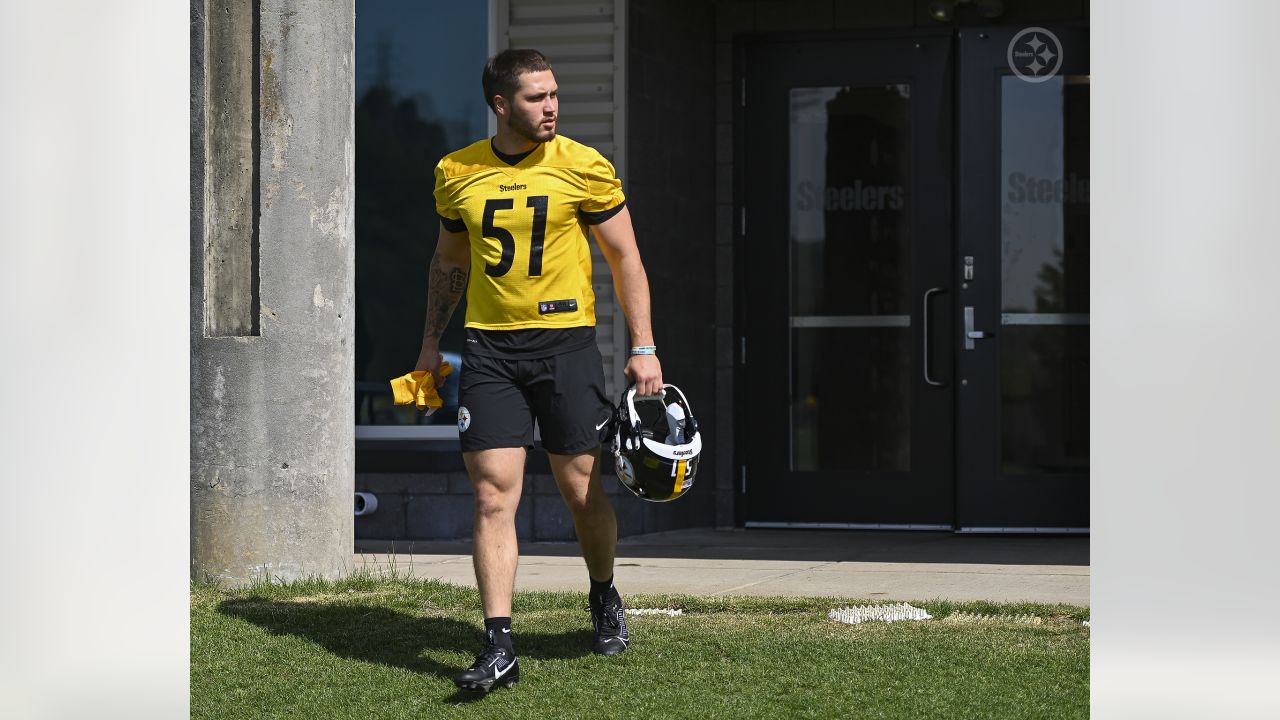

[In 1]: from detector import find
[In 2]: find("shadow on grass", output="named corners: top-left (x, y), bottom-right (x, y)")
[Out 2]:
top-left (218, 598), bottom-right (592, 703)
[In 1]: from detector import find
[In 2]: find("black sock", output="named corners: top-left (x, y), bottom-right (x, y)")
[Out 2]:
top-left (484, 616), bottom-right (514, 652)
top-left (589, 575), bottom-right (614, 602)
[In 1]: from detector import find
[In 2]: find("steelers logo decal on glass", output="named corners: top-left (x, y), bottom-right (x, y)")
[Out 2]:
top-left (1007, 27), bottom-right (1063, 83)
top-left (457, 406), bottom-right (471, 432)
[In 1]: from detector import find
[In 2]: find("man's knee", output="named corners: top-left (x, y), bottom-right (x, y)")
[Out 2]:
top-left (563, 483), bottom-right (613, 518)
top-left (560, 488), bottom-right (590, 516)
top-left (464, 448), bottom-right (525, 520)
top-left (473, 479), bottom-right (519, 519)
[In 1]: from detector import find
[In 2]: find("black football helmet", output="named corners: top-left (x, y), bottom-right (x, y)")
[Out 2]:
top-left (609, 384), bottom-right (702, 502)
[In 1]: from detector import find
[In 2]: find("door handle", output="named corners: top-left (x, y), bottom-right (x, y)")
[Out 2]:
top-left (924, 287), bottom-right (947, 386)
top-left (963, 306), bottom-right (990, 350)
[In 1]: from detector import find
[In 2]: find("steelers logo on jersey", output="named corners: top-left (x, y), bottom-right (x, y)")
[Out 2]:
top-left (457, 406), bottom-right (472, 433)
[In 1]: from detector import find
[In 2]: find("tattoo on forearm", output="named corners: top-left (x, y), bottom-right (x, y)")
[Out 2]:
top-left (425, 254), bottom-right (468, 341)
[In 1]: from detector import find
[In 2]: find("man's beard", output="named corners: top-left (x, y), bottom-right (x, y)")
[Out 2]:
top-left (508, 112), bottom-right (555, 143)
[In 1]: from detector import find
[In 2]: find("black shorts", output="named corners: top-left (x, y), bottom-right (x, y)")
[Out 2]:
top-left (458, 342), bottom-right (613, 454)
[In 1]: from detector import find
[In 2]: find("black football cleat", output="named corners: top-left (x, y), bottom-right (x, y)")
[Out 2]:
top-left (589, 587), bottom-right (630, 656)
top-left (453, 644), bottom-right (520, 693)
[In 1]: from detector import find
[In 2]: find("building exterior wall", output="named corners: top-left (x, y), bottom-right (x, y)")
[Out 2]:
top-left (625, 0), bottom-right (720, 531)
top-left (639, 0), bottom-right (1089, 530)
top-left (351, 0), bottom-right (1090, 544)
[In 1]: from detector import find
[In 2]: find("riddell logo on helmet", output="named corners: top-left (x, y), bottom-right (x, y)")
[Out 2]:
top-left (672, 448), bottom-right (693, 456)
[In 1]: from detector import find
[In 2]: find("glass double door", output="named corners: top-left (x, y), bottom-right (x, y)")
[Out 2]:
top-left (740, 27), bottom-right (1088, 530)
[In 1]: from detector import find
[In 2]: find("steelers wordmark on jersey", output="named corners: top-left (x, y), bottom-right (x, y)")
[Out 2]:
top-left (433, 135), bottom-right (626, 330)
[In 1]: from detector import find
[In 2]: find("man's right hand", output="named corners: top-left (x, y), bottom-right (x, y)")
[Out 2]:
top-left (415, 345), bottom-right (446, 390)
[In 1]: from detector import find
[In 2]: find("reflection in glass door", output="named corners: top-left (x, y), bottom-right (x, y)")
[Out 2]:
top-left (741, 28), bottom-right (1087, 530)
top-left (789, 85), bottom-right (913, 474)
top-left (741, 34), bottom-right (955, 527)
top-left (352, 0), bottom-right (489, 437)
top-left (999, 75), bottom-right (1089, 478)
top-left (956, 25), bottom-right (1090, 530)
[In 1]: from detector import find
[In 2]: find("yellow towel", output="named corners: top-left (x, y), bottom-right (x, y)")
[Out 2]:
top-left (390, 362), bottom-right (454, 412)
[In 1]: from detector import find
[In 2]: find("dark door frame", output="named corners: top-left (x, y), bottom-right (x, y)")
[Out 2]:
top-left (735, 28), bottom-right (956, 528)
top-left (954, 23), bottom-right (1090, 531)
top-left (733, 24), bottom-right (1090, 531)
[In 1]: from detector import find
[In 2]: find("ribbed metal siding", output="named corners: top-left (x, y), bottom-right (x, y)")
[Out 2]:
top-left (492, 0), bottom-right (629, 398)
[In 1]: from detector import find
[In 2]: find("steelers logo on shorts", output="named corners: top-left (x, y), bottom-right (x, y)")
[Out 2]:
top-left (457, 406), bottom-right (471, 432)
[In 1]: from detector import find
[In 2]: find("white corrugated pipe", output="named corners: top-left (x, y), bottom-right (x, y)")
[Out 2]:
top-left (354, 492), bottom-right (378, 516)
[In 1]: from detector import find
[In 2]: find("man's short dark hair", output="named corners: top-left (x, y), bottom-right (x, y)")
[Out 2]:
top-left (482, 49), bottom-right (552, 113)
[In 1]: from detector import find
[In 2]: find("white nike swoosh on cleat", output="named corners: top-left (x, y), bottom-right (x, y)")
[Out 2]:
top-left (493, 661), bottom-right (514, 680)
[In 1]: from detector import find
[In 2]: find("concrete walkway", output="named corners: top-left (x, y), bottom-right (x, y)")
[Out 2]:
top-left (355, 528), bottom-right (1089, 606)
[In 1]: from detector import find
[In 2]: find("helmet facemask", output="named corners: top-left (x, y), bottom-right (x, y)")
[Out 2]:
top-left (610, 384), bottom-right (702, 502)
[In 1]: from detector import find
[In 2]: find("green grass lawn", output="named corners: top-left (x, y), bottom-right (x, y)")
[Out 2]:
top-left (192, 574), bottom-right (1089, 720)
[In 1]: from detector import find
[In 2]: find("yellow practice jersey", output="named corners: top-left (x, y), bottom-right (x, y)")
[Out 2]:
top-left (433, 135), bottom-right (626, 330)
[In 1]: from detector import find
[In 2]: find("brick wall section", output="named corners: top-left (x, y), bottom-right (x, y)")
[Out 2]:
top-left (356, 464), bottom-right (643, 542)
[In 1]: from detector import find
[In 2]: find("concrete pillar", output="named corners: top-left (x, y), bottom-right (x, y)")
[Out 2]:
top-left (191, 0), bottom-right (355, 584)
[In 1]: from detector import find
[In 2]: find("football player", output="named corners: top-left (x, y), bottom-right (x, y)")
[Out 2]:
top-left (414, 48), bottom-right (662, 693)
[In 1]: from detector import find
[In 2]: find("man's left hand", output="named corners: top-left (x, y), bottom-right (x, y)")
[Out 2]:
top-left (625, 354), bottom-right (663, 396)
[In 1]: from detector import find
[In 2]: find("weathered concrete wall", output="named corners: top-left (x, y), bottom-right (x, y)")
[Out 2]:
top-left (192, 0), bottom-right (355, 584)
top-left (203, 0), bottom-right (258, 336)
